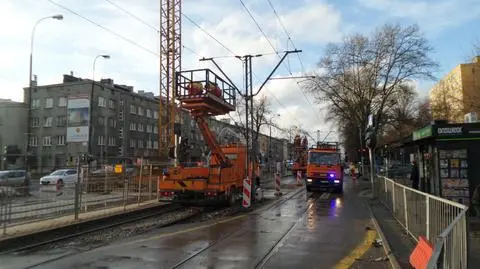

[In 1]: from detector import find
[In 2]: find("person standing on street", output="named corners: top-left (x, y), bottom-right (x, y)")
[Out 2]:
top-left (410, 160), bottom-right (419, 190)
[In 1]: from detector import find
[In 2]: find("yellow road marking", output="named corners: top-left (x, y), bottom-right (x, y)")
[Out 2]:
top-left (331, 230), bottom-right (377, 269)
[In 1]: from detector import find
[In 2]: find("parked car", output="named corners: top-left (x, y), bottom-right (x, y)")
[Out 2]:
top-left (40, 169), bottom-right (77, 186)
top-left (0, 170), bottom-right (30, 187)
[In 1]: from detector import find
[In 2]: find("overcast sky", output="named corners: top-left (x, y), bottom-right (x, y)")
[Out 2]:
top-left (1, 0), bottom-right (479, 142)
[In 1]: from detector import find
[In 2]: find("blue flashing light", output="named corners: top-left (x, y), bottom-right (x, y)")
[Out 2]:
top-left (328, 173), bottom-right (335, 178)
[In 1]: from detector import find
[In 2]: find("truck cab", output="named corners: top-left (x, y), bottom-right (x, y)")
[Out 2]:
top-left (305, 142), bottom-right (343, 193)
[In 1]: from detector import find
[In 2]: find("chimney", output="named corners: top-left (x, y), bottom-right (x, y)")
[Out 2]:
top-left (70, 71), bottom-right (74, 76)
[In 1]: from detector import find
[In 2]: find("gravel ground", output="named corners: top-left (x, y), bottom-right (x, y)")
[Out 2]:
top-left (19, 207), bottom-right (201, 254)
top-left (18, 194), bottom-right (278, 255)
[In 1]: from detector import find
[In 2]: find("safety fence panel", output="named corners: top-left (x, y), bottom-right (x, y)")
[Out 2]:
top-left (375, 176), bottom-right (468, 269)
top-left (0, 162), bottom-right (163, 237)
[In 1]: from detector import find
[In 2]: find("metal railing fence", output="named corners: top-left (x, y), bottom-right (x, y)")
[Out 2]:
top-left (0, 162), bottom-right (164, 237)
top-left (375, 176), bottom-right (468, 269)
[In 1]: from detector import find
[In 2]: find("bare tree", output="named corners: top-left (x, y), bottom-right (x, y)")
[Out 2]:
top-left (305, 24), bottom-right (438, 143)
top-left (231, 95), bottom-right (272, 159)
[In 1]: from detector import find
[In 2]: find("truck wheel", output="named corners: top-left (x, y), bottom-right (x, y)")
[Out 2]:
top-left (306, 186), bottom-right (312, 192)
top-left (228, 188), bottom-right (237, 206)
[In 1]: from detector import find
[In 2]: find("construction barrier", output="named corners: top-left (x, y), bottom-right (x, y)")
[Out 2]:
top-left (296, 170), bottom-right (302, 186)
top-left (274, 173), bottom-right (282, 196)
top-left (243, 177), bottom-right (251, 208)
top-left (410, 236), bottom-right (433, 269)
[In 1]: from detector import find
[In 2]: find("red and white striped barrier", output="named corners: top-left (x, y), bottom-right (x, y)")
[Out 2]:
top-left (296, 170), bottom-right (302, 186)
top-left (243, 177), bottom-right (251, 208)
top-left (274, 173), bottom-right (282, 196)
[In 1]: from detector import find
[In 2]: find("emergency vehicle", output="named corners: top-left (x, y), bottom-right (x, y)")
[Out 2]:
top-left (305, 142), bottom-right (343, 193)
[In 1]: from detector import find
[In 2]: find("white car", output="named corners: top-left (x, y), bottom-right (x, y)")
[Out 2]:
top-left (40, 169), bottom-right (77, 186)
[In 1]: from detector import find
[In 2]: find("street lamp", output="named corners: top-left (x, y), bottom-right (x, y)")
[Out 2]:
top-left (26, 14), bottom-right (63, 172)
top-left (89, 55), bottom-right (110, 163)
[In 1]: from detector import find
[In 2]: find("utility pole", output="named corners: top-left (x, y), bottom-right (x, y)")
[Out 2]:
top-left (201, 49), bottom-right (301, 203)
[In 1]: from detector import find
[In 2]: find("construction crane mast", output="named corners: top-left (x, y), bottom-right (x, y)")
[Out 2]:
top-left (159, 0), bottom-right (182, 158)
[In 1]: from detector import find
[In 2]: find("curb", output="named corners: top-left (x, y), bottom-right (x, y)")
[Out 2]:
top-left (368, 203), bottom-right (403, 269)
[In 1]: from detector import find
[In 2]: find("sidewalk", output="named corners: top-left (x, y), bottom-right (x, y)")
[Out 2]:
top-left (369, 200), bottom-right (415, 268)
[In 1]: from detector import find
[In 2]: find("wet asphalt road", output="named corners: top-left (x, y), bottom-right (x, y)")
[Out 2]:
top-left (3, 176), bottom-right (377, 269)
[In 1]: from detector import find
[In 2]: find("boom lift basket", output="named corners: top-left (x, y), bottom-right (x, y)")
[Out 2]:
top-left (176, 69), bottom-right (236, 115)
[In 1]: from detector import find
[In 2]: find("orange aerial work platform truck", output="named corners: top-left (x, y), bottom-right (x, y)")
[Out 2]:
top-left (305, 141), bottom-right (344, 193)
top-left (158, 69), bottom-right (248, 205)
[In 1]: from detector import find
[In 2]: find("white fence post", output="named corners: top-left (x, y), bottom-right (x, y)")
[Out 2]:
top-left (426, 196), bottom-right (430, 241)
top-left (392, 182), bottom-right (396, 215)
top-left (403, 187), bottom-right (408, 231)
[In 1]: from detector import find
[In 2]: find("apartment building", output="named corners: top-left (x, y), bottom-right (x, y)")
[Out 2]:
top-left (24, 74), bottom-right (160, 173)
top-left (430, 56), bottom-right (480, 123)
top-left (0, 99), bottom-right (28, 170)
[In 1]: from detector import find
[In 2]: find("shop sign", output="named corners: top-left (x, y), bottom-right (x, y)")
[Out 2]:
top-left (437, 126), bottom-right (463, 136)
top-left (413, 126), bottom-right (432, 141)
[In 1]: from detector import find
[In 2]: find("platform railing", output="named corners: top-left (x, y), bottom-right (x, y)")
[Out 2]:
top-left (375, 176), bottom-right (468, 269)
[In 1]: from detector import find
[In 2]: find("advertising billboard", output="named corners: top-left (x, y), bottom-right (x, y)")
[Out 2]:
top-left (67, 96), bottom-right (90, 142)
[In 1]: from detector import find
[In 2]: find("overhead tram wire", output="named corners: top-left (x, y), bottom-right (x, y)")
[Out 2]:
top-left (47, 0), bottom-right (159, 57)
top-left (266, 0), bottom-right (306, 72)
top-left (264, 0), bottom-right (323, 122)
top-left (47, 0), bottom-right (306, 131)
top-left (103, 0), bottom-right (202, 59)
top-left (238, 0), bottom-right (293, 77)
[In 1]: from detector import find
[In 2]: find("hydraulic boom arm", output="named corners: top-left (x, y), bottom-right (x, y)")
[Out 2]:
top-left (193, 113), bottom-right (230, 168)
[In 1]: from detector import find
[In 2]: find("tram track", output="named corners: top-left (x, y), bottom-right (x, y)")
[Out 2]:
top-left (169, 187), bottom-right (308, 269)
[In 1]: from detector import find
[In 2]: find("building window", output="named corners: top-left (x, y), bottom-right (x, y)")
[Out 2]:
top-left (108, 136), bottom-right (116, 146)
top-left (43, 136), bottom-right (52, 146)
top-left (44, 117), bottom-right (53, 127)
top-left (138, 140), bottom-right (144, 148)
top-left (146, 124), bottom-right (152, 133)
top-left (109, 118), bottom-right (117, 128)
top-left (153, 141), bottom-right (158, 149)
top-left (45, 98), bottom-right (53, 108)
top-left (129, 122), bottom-right (136, 131)
top-left (130, 139), bottom-right (135, 148)
top-left (31, 117), bottom-right (40, 127)
top-left (137, 123), bottom-right (144, 132)
top-left (57, 135), bottom-right (66, 145)
top-left (146, 140), bottom-right (152, 149)
top-left (153, 126), bottom-right (158, 134)
top-left (109, 99), bottom-right (115, 109)
top-left (98, 117), bottom-right (105, 126)
top-left (98, 135), bottom-right (105, 146)
top-left (58, 97), bottom-right (67, 107)
top-left (130, 105), bottom-right (136, 114)
top-left (56, 116), bottom-right (67, 127)
top-left (98, 96), bottom-right (106, 107)
top-left (29, 136), bottom-right (38, 147)
top-left (153, 111), bottom-right (158, 119)
top-left (146, 109), bottom-right (152, 118)
top-left (138, 107), bottom-right (144, 116)
top-left (32, 99), bottom-right (41, 109)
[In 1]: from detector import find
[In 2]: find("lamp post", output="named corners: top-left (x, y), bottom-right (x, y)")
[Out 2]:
top-left (26, 14), bottom-right (63, 172)
top-left (89, 55), bottom-right (110, 163)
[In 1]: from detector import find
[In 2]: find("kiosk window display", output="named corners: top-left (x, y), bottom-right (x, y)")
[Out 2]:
top-left (439, 149), bottom-right (470, 206)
